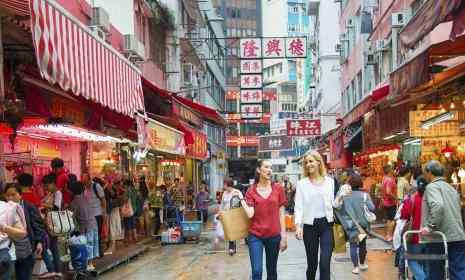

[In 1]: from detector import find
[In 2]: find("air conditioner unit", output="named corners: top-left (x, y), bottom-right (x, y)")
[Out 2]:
top-left (123, 34), bottom-right (145, 61)
top-left (182, 63), bottom-right (193, 86)
top-left (335, 43), bottom-right (342, 53)
top-left (90, 7), bottom-right (110, 33)
top-left (392, 11), bottom-right (410, 28)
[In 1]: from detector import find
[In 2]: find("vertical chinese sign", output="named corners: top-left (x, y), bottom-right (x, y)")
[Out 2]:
top-left (240, 38), bottom-right (263, 120)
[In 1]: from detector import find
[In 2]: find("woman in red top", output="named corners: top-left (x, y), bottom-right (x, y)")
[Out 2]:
top-left (400, 175), bottom-right (428, 280)
top-left (234, 159), bottom-right (287, 280)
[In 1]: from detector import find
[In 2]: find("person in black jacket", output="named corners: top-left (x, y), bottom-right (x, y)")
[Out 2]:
top-left (4, 183), bottom-right (46, 280)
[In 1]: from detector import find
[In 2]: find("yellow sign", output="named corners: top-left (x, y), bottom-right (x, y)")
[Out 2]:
top-left (147, 121), bottom-right (185, 155)
top-left (409, 110), bottom-right (459, 137)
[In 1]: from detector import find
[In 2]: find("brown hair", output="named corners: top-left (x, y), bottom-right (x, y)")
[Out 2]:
top-left (254, 159), bottom-right (271, 184)
top-left (348, 173), bottom-right (363, 190)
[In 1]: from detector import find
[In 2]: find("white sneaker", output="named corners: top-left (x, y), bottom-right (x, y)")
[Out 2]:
top-left (359, 264), bottom-right (369, 271)
top-left (352, 267), bottom-right (360, 274)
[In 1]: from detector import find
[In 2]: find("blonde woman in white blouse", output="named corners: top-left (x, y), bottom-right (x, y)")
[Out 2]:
top-left (295, 150), bottom-right (346, 280)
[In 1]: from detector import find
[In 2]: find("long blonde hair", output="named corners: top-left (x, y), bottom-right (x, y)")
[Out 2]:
top-left (301, 150), bottom-right (327, 178)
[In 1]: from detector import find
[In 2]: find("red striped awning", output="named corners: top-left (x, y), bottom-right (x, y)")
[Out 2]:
top-left (0, 0), bottom-right (29, 16)
top-left (29, 0), bottom-right (144, 117)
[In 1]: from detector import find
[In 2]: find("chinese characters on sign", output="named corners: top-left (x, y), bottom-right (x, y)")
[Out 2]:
top-left (240, 37), bottom-right (307, 59)
top-left (241, 104), bottom-right (262, 119)
top-left (240, 90), bottom-right (263, 104)
top-left (286, 119), bottom-right (321, 136)
top-left (240, 38), bottom-right (262, 59)
top-left (259, 135), bottom-right (293, 152)
top-left (263, 38), bottom-right (285, 58)
top-left (240, 74), bottom-right (263, 89)
top-left (240, 60), bottom-right (263, 74)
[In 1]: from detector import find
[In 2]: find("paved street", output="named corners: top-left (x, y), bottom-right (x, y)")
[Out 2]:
top-left (100, 229), bottom-right (397, 280)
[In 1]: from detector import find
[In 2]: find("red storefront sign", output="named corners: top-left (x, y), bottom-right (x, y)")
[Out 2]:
top-left (186, 130), bottom-right (207, 160)
top-left (286, 119), bottom-right (321, 136)
top-left (227, 136), bottom-right (259, 147)
top-left (172, 99), bottom-right (203, 127)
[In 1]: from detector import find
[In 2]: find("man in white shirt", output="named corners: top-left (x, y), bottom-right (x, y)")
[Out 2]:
top-left (0, 200), bottom-right (27, 280)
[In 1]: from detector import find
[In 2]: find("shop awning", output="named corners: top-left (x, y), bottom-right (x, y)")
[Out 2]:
top-left (0, 0), bottom-right (29, 16)
top-left (371, 84), bottom-right (390, 103)
top-left (28, 0), bottom-right (144, 117)
top-left (173, 95), bottom-right (227, 126)
top-left (342, 96), bottom-right (372, 129)
top-left (141, 77), bottom-right (172, 99)
top-left (400, 0), bottom-right (465, 49)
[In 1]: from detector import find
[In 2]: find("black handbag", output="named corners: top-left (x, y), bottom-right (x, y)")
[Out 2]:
top-left (0, 248), bottom-right (11, 275)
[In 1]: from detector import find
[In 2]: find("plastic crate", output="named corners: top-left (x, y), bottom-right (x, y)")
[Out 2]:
top-left (181, 220), bottom-right (202, 239)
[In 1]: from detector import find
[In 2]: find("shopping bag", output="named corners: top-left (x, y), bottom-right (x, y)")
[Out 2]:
top-left (46, 210), bottom-right (75, 236)
top-left (333, 224), bottom-right (346, 253)
top-left (219, 196), bottom-right (250, 241)
top-left (285, 214), bottom-right (296, 232)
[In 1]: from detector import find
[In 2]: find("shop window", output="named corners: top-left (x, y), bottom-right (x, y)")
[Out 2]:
top-left (241, 146), bottom-right (258, 158)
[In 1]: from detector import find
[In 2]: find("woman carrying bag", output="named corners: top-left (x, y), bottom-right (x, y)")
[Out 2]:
top-left (334, 173), bottom-right (375, 275)
top-left (233, 159), bottom-right (287, 280)
top-left (294, 150), bottom-right (345, 280)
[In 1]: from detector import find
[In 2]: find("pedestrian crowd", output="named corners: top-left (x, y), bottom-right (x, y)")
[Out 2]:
top-left (215, 150), bottom-right (465, 280)
top-left (0, 157), bottom-right (212, 280)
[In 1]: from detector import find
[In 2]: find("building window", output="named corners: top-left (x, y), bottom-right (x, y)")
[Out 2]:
top-left (226, 100), bottom-right (237, 113)
top-left (288, 24), bottom-right (297, 32)
top-left (289, 6), bottom-right (299, 14)
top-left (357, 71), bottom-right (363, 101)
top-left (227, 146), bottom-right (238, 159)
top-left (241, 146), bottom-right (258, 158)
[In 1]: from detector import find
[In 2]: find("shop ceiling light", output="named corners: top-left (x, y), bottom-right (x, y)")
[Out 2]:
top-left (383, 134), bottom-right (397, 140)
top-left (420, 111), bottom-right (454, 129)
top-left (30, 124), bottom-right (124, 142)
top-left (403, 138), bottom-right (420, 145)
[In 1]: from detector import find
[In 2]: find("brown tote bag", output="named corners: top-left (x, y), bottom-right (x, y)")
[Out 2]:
top-left (219, 196), bottom-right (250, 241)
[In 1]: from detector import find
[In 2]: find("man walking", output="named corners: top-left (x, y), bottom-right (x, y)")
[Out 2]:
top-left (421, 160), bottom-right (465, 280)
top-left (381, 164), bottom-right (397, 242)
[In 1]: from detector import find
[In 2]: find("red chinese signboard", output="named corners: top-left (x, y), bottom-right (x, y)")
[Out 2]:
top-left (259, 135), bottom-right (293, 152)
top-left (262, 38), bottom-right (285, 58)
top-left (240, 60), bottom-right (263, 74)
top-left (226, 90), bottom-right (239, 100)
top-left (172, 100), bottom-right (203, 127)
top-left (263, 88), bottom-right (277, 101)
top-left (186, 130), bottom-right (207, 160)
top-left (240, 90), bottom-right (262, 104)
top-left (240, 74), bottom-right (263, 89)
top-left (227, 136), bottom-right (259, 147)
top-left (240, 38), bottom-right (262, 59)
top-left (241, 104), bottom-right (262, 119)
top-left (286, 37), bottom-right (307, 58)
top-left (286, 119), bottom-right (321, 136)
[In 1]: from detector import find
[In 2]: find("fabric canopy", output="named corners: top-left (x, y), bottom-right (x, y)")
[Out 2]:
top-left (174, 95), bottom-right (227, 126)
top-left (29, 0), bottom-right (144, 117)
top-left (400, 0), bottom-right (465, 49)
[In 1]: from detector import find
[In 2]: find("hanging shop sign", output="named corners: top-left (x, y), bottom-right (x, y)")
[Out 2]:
top-left (226, 90), bottom-right (240, 100)
top-left (146, 120), bottom-right (186, 155)
top-left (241, 104), bottom-right (262, 119)
top-left (240, 37), bottom-right (308, 59)
top-left (240, 60), bottom-right (263, 74)
top-left (409, 110), bottom-right (460, 137)
top-left (240, 74), bottom-right (263, 89)
top-left (226, 136), bottom-right (259, 147)
top-left (363, 110), bottom-right (381, 148)
top-left (259, 135), bottom-right (293, 152)
top-left (172, 99), bottom-right (203, 127)
top-left (50, 96), bottom-right (86, 126)
top-left (286, 119), bottom-right (321, 136)
top-left (240, 89), bottom-right (263, 104)
top-left (186, 130), bottom-right (208, 160)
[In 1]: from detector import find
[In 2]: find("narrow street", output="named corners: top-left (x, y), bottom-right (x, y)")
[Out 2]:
top-left (100, 229), bottom-right (397, 280)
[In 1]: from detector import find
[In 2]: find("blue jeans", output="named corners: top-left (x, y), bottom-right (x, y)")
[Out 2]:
top-left (303, 218), bottom-right (333, 280)
top-left (407, 244), bottom-right (426, 280)
top-left (42, 248), bottom-right (56, 273)
top-left (86, 229), bottom-right (99, 260)
top-left (350, 239), bottom-right (367, 267)
top-left (15, 254), bottom-right (35, 280)
top-left (426, 241), bottom-right (465, 280)
top-left (248, 234), bottom-right (281, 280)
top-left (0, 248), bottom-right (12, 280)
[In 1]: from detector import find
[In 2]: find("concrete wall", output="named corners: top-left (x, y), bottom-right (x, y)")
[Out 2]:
top-left (314, 0), bottom-right (341, 115)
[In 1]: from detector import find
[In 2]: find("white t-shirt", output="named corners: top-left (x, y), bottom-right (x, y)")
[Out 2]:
top-left (0, 201), bottom-right (22, 250)
top-left (54, 190), bottom-right (63, 210)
